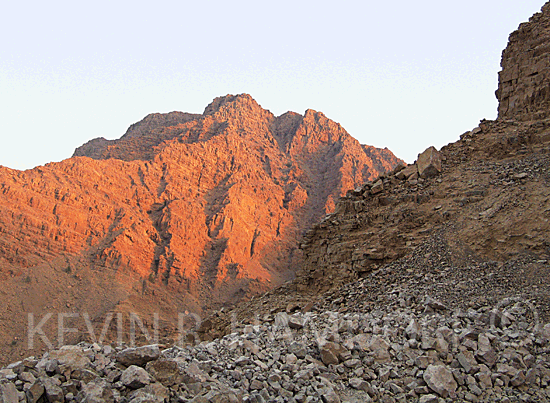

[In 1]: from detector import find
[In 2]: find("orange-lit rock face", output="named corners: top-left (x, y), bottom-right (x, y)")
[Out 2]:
top-left (0, 94), bottom-right (402, 315)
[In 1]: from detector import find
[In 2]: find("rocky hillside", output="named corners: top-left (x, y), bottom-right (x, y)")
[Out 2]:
top-left (294, 1), bottom-right (550, 295)
top-left (185, 3), bottom-right (550, 402)
top-left (0, 94), bottom-right (401, 364)
top-left (4, 3), bottom-right (550, 403)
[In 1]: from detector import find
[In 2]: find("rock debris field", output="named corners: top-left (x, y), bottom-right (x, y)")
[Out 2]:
top-left (1, 241), bottom-right (550, 403)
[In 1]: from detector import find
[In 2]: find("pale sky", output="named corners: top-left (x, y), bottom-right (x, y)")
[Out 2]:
top-left (0, 1), bottom-right (545, 170)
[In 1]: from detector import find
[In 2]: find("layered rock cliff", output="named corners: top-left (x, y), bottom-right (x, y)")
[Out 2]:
top-left (496, 3), bottom-right (550, 120)
top-left (0, 94), bottom-right (401, 363)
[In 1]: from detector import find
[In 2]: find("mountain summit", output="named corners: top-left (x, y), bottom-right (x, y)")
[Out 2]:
top-left (0, 95), bottom-right (401, 362)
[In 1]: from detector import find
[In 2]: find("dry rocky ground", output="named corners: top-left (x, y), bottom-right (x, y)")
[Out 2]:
top-left (3, 1), bottom-right (550, 403)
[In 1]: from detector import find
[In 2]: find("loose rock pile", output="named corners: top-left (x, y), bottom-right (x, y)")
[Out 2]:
top-left (1, 281), bottom-right (550, 403)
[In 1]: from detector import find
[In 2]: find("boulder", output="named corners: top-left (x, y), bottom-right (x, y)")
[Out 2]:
top-left (0, 382), bottom-right (18, 403)
top-left (116, 345), bottom-right (160, 367)
top-left (121, 365), bottom-right (152, 389)
top-left (395, 164), bottom-right (418, 180)
top-left (370, 180), bottom-right (384, 194)
top-left (77, 380), bottom-right (115, 403)
top-left (423, 364), bottom-right (457, 398)
top-left (48, 346), bottom-right (91, 371)
top-left (128, 383), bottom-right (169, 403)
top-left (25, 381), bottom-right (45, 403)
top-left (145, 359), bottom-right (183, 386)
top-left (319, 342), bottom-right (341, 366)
top-left (405, 319), bottom-right (422, 341)
top-left (417, 146), bottom-right (442, 178)
top-left (369, 336), bottom-right (391, 363)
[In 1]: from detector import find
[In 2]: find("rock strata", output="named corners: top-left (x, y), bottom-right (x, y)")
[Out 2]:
top-left (497, 2), bottom-right (550, 121)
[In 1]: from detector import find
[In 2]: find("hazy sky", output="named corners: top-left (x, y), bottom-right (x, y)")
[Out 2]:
top-left (0, 1), bottom-right (545, 170)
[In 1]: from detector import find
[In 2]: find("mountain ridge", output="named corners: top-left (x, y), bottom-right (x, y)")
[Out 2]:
top-left (0, 94), bottom-right (401, 363)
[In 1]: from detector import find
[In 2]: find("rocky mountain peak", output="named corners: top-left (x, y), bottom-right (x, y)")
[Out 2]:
top-left (202, 93), bottom-right (272, 121)
top-left (0, 94), bottom-right (402, 364)
top-left (496, 1), bottom-right (550, 120)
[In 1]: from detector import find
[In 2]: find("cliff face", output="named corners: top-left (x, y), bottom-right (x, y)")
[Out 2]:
top-left (496, 3), bottom-right (550, 120)
top-left (0, 94), bottom-right (401, 362)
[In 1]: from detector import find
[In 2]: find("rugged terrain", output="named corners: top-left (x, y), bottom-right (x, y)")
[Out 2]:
top-left (2, 2), bottom-right (550, 403)
top-left (187, 2), bottom-right (550, 402)
top-left (0, 94), bottom-right (401, 364)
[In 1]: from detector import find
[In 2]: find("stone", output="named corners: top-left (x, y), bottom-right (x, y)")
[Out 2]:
top-left (25, 381), bottom-right (45, 403)
top-left (476, 371), bottom-right (492, 389)
top-left (476, 348), bottom-right (497, 368)
top-left (43, 360), bottom-right (59, 375)
top-left (204, 388), bottom-right (242, 403)
top-left (71, 368), bottom-right (99, 383)
top-left (349, 378), bottom-right (370, 391)
top-left (369, 336), bottom-right (391, 363)
top-left (395, 165), bottom-right (418, 180)
top-left (274, 312), bottom-right (290, 327)
top-left (145, 359), bottom-right (183, 386)
top-left (19, 371), bottom-right (36, 383)
top-left (424, 296), bottom-right (446, 311)
top-left (417, 147), bottom-right (442, 178)
top-left (288, 341), bottom-right (307, 359)
top-left (320, 387), bottom-right (341, 403)
top-left (510, 371), bottom-right (526, 387)
top-left (371, 180), bottom-right (384, 194)
top-left (128, 383), bottom-right (169, 403)
top-left (423, 364), bottom-right (457, 398)
top-left (42, 377), bottom-right (64, 403)
top-left (286, 302), bottom-right (301, 313)
top-left (243, 340), bottom-right (261, 355)
top-left (405, 319), bottom-right (421, 341)
top-left (415, 355), bottom-right (433, 369)
top-left (116, 345), bottom-right (160, 367)
top-left (0, 369), bottom-right (16, 381)
top-left (418, 395), bottom-right (439, 403)
top-left (77, 380), bottom-right (115, 403)
top-left (320, 342), bottom-right (341, 366)
top-left (457, 351), bottom-right (477, 374)
top-left (250, 379), bottom-right (263, 390)
top-left (288, 315), bottom-right (304, 329)
top-left (0, 382), bottom-right (18, 403)
top-left (48, 346), bottom-right (91, 371)
top-left (121, 365), bottom-right (152, 389)
top-left (184, 363), bottom-right (209, 383)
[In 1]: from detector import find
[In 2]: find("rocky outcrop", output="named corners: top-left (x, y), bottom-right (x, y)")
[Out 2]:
top-left (295, 117), bottom-right (550, 293)
top-left (0, 94), bottom-right (401, 364)
top-left (296, 2), bottom-right (550, 295)
top-left (496, 2), bottom-right (550, 120)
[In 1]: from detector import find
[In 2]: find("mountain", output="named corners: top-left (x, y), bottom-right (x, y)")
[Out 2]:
top-left (0, 94), bottom-right (401, 363)
top-left (2, 3), bottom-right (550, 403)
top-left (197, 1), bottom-right (550, 389)
top-left (180, 4), bottom-right (550, 400)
